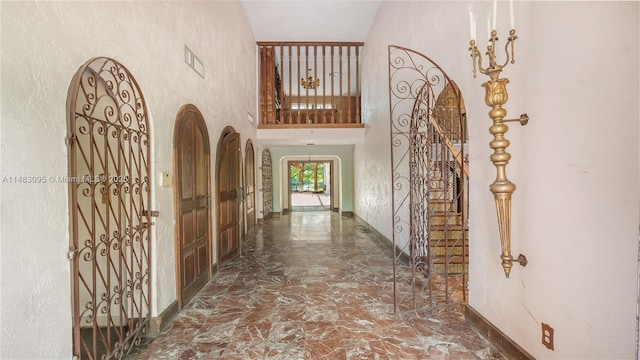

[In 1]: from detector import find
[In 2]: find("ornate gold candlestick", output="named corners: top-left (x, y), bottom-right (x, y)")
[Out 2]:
top-left (470, 29), bottom-right (528, 278)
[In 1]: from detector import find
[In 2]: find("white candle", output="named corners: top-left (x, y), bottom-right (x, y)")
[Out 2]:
top-left (509, 0), bottom-right (515, 29)
top-left (473, 15), bottom-right (477, 41)
top-left (492, 0), bottom-right (498, 30)
top-left (487, 12), bottom-right (491, 40)
top-left (469, 8), bottom-right (475, 40)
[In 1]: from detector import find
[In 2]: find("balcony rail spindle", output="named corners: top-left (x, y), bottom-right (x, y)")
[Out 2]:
top-left (288, 45), bottom-right (292, 124)
top-left (339, 46), bottom-right (343, 124)
top-left (279, 45), bottom-right (284, 124)
top-left (331, 45), bottom-right (335, 124)
top-left (347, 45), bottom-right (351, 124)
top-left (356, 46), bottom-right (360, 122)
top-left (305, 45), bottom-right (309, 124)
top-left (322, 46), bottom-right (327, 124)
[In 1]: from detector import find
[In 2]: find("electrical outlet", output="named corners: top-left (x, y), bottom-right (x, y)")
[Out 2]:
top-left (541, 323), bottom-right (554, 350)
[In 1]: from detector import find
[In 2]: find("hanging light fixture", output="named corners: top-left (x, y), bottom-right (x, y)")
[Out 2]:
top-left (301, 69), bottom-right (320, 90)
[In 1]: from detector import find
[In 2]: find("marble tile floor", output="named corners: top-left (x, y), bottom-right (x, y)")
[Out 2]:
top-left (291, 192), bottom-right (331, 212)
top-left (131, 212), bottom-right (505, 360)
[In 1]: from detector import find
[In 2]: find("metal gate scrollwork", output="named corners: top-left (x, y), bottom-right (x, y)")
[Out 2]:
top-left (262, 149), bottom-right (273, 218)
top-left (388, 45), bottom-right (469, 316)
top-left (67, 57), bottom-right (152, 359)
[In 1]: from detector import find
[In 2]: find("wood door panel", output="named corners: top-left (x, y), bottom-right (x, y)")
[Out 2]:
top-left (181, 211), bottom-right (194, 246)
top-left (220, 230), bottom-right (229, 254)
top-left (181, 122), bottom-right (195, 200)
top-left (197, 244), bottom-right (208, 274)
top-left (183, 250), bottom-right (196, 285)
top-left (220, 201), bottom-right (228, 226)
top-left (196, 130), bottom-right (207, 197)
top-left (196, 208), bottom-right (207, 238)
top-left (181, 197), bottom-right (208, 211)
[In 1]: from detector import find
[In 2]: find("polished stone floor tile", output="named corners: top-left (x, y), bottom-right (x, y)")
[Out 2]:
top-left (131, 212), bottom-right (505, 359)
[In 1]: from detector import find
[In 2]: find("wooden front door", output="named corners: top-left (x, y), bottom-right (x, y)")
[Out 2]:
top-left (217, 129), bottom-right (240, 265)
top-left (245, 140), bottom-right (256, 235)
top-left (174, 104), bottom-right (211, 307)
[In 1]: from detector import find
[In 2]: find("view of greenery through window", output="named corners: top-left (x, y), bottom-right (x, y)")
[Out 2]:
top-left (290, 162), bottom-right (325, 192)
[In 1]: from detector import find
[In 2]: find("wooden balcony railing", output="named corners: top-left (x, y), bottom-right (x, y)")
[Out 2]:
top-left (258, 42), bottom-right (364, 128)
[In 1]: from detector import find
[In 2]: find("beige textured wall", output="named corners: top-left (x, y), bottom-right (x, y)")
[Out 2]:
top-left (0, 1), bottom-right (256, 358)
top-left (357, 1), bottom-right (639, 359)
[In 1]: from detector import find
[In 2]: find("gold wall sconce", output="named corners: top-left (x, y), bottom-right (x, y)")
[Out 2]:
top-left (468, 0), bottom-right (528, 278)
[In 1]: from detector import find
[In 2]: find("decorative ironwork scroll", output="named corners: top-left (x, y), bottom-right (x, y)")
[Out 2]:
top-left (245, 140), bottom-right (256, 234)
top-left (388, 45), bottom-right (469, 314)
top-left (67, 57), bottom-right (152, 359)
top-left (262, 149), bottom-right (273, 218)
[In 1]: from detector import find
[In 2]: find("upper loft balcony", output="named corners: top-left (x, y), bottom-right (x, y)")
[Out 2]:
top-left (258, 42), bottom-right (365, 132)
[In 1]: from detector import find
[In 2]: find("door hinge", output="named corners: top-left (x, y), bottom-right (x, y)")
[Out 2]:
top-left (67, 246), bottom-right (78, 261)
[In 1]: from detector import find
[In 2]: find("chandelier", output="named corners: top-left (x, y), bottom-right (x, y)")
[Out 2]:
top-left (300, 69), bottom-right (320, 90)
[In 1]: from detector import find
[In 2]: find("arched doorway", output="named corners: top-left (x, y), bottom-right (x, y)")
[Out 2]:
top-left (216, 127), bottom-right (241, 266)
top-left (261, 149), bottom-right (273, 219)
top-left (67, 57), bottom-right (152, 359)
top-left (173, 104), bottom-right (212, 308)
top-left (278, 155), bottom-right (342, 214)
top-left (244, 140), bottom-right (256, 235)
top-left (288, 160), bottom-right (332, 212)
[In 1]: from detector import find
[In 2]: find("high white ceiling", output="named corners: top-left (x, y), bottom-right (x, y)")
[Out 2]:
top-left (240, 1), bottom-right (382, 42)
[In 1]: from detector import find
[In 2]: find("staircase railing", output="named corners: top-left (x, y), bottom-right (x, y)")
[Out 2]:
top-left (428, 113), bottom-right (469, 178)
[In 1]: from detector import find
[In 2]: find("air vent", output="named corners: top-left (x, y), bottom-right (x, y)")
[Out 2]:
top-left (184, 45), bottom-right (204, 78)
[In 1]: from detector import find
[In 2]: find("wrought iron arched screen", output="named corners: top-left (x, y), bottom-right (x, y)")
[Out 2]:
top-left (245, 140), bottom-right (256, 234)
top-left (67, 57), bottom-right (152, 359)
top-left (261, 149), bottom-right (273, 218)
top-left (388, 45), bottom-right (469, 314)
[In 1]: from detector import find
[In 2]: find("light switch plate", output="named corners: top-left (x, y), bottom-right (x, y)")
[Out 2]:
top-left (159, 172), bottom-right (172, 187)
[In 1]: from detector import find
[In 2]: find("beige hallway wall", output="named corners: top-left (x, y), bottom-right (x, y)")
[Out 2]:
top-left (356, 1), bottom-right (639, 359)
top-left (1, 2), bottom-right (257, 358)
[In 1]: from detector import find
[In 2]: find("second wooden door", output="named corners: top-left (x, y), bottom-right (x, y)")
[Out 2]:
top-left (174, 105), bottom-right (211, 307)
